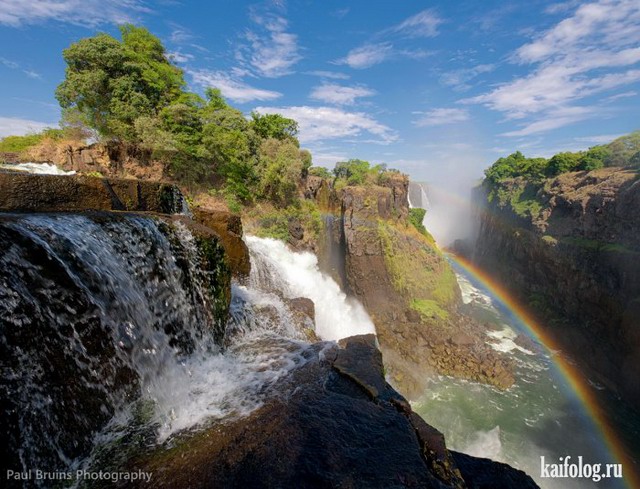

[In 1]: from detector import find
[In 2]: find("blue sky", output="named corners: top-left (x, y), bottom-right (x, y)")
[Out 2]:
top-left (0, 0), bottom-right (639, 184)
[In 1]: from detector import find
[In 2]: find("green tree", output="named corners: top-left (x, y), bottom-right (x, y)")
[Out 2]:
top-left (308, 166), bottom-right (332, 178)
top-left (605, 131), bottom-right (640, 167)
top-left (546, 152), bottom-right (581, 176)
top-left (257, 138), bottom-right (306, 207)
top-left (333, 159), bottom-right (371, 185)
top-left (56, 25), bottom-right (184, 141)
top-left (578, 146), bottom-right (608, 171)
top-left (250, 112), bottom-right (299, 141)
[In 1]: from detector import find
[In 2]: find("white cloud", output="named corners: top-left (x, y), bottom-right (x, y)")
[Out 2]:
top-left (574, 133), bottom-right (623, 143)
top-left (335, 8), bottom-right (440, 70)
top-left (307, 152), bottom-right (347, 167)
top-left (335, 43), bottom-right (394, 69)
top-left (465, 0), bottom-right (640, 135)
top-left (414, 108), bottom-right (470, 127)
top-left (0, 57), bottom-right (18, 69)
top-left (440, 64), bottom-right (495, 91)
top-left (391, 9), bottom-right (443, 38)
top-left (544, 1), bottom-right (581, 15)
top-left (168, 23), bottom-right (193, 44)
top-left (0, 0), bottom-right (150, 27)
top-left (253, 105), bottom-right (397, 144)
top-left (500, 106), bottom-right (594, 137)
top-left (190, 70), bottom-right (282, 103)
top-left (309, 83), bottom-right (375, 105)
top-left (239, 11), bottom-right (302, 78)
top-left (606, 90), bottom-right (637, 101)
top-left (167, 51), bottom-right (194, 64)
top-left (23, 70), bottom-right (42, 79)
top-left (335, 43), bottom-right (430, 69)
top-left (1, 56), bottom-right (42, 80)
top-left (305, 70), bottom-right (350, 80)
top-left (0, 117), bottom-right (55, 138)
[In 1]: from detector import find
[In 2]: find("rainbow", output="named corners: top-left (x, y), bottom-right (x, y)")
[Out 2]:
top-left (449, 254), bottom-right (639, 489)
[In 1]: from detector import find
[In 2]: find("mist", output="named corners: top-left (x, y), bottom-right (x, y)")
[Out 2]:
top-left (403, 147), bottom-right (488, 249)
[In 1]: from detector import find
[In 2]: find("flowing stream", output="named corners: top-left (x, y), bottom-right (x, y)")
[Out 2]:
top-left (413, 261), bottom-right (629, 489)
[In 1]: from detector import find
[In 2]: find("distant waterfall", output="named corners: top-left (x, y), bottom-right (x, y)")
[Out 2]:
top-left (408, 181), bottom-right (431, 211)
top-left (245, 236), bottom-right (376, 341)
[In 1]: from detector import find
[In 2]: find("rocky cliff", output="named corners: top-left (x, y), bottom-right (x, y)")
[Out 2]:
top-left (473, 167), bottom-right (640, 407)
top-left (306, 175), bottom-right (514, 398)
top-left (0, 171), bottom-right (250, 277)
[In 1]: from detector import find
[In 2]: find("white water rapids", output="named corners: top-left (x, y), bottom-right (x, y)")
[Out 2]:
top-left (0, 162), bottom-right (76, 175)
top-left (245, 236), bottom-right (376, 341)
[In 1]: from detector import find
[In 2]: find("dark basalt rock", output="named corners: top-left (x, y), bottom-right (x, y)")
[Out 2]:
top-left (109, 335), bottom-right (537, 489)
top-left (452, 452), bottom-right (539, 489)
top-left (0, 212), bottom-right (231, 483)
top-left (474, 167), bottom-right (640, 407)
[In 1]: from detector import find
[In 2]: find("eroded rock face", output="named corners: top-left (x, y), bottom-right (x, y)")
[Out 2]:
top-left (106, 335), bottom-right (537, 489)
top-left (0, 172), bottom-right (186, 214)
top-left (312, 176), bottom-right (514, 398)
top-left (474, 167), bottom-right (640, 407)
top-left (192, 207), bottom-right (250, 278)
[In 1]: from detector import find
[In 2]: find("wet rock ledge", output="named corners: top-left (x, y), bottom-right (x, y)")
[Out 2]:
top-left (108, 335), bottom-right (538, 489)
top-left (0, 172), bottom-right (250, 277)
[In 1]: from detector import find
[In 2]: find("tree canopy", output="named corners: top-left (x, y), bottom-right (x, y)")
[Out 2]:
top-left (56, 25), bottom-right (184, 140)
top-left (51, 25), bottom-right (313, 207)
top-left (484, 131), bottom-right (640, 186)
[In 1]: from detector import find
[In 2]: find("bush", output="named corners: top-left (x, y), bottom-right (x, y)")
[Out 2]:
top-left (408, 208), bottom-right (428, 236)
top-left (308, 166), bottom-right (332, 178)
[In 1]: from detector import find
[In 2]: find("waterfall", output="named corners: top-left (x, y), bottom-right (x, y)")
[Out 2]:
top-left (0, 214), bottom-right (309, 478)
top-left (408, 181), bottom-right (431, 211)
top-left (245, 236), bottom-right (376, 341)
top-left (0, 162), bottom-right (76, 175)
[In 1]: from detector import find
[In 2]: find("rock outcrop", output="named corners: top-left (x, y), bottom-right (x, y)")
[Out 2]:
top-left (98, 335), bottom-right (538, 489)
top-left (473, 167), bottom-right (640, 407)
top-left (307, 175), bottom-right (514, 398)
top-left (0, 172), bottom-right (250, 277)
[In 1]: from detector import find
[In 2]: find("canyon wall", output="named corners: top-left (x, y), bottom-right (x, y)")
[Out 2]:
top-left (305, 175), bottom-right (514, 399)
top-left (473, 167), bottom-right (640, 407)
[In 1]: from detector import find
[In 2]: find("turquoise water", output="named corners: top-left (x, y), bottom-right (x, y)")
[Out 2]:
top-left (413, 263), bottom-right (628, 489)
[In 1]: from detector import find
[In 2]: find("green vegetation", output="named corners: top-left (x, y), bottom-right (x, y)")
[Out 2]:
top-left (410, 299), bottom-right (450, 321)
top-left (378, 219), bottom-right (458, 323)
top-left (332, 159), bottom-right (397, 186)
top-left (482, 132), bottom-right (640, 218)
top-left (491, 181), bottom-right (543, 219)
top-left (485, 131), bottom-right (640, 188)
top-left (0, 24), bottom-right (311, 209)
top-left (248, 200), bottom-right (323, 242)
top-left (606, 131), bottom-right (640, 167)
top-left (561, 237), bottom-right (639, 254)
top-left (408, 208), bottom-right (428, 236)
top-left (0, 128), bottom-right (69, 152)
top-left (308, 166), bottom-right (332, 178)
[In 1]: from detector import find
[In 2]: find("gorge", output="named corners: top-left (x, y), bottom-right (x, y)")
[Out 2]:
top-left (0, 168), bottom-right (540, 488)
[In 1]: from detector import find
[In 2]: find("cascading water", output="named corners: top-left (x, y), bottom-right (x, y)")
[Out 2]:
top-left (0, 162), bottom-right (76, 175)
top-left (0, 214), bottom-right (309, 482)
top-left (0, 215), bottom-right (376, 485)
top-left (244, 236), bottom-right (376, 341)
top-left (408, 181), bottom-right (431, 211)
